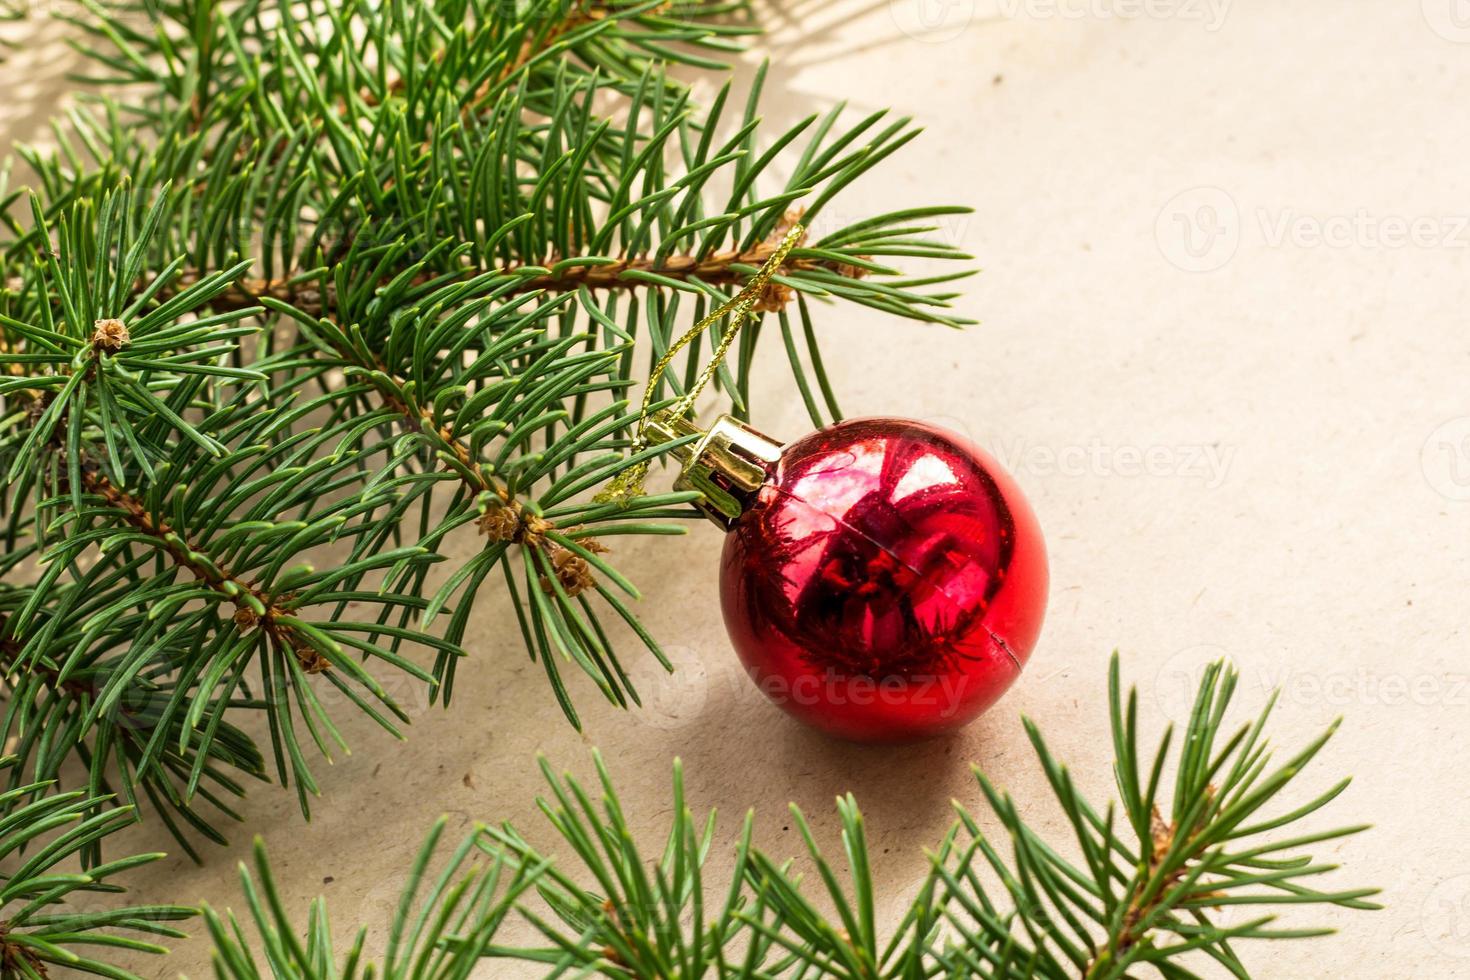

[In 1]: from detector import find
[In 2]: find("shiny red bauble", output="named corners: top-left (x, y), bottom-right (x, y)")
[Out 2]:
top-left (719, 418), bottom-right (1048, 742)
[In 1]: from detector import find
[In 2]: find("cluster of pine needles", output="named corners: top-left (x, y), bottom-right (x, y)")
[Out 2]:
top-left (0, 1), bottom-right (1374, 976)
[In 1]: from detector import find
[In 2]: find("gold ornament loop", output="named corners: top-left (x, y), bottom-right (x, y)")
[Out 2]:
top-left (597, 223), bottom-right (805, 504)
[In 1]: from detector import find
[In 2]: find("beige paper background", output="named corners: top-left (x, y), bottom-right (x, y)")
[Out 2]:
top-left (3, 1), bottom-right (1467, 976)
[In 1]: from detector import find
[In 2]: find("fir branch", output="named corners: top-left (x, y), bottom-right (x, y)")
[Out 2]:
top-left (73, 459), bottom-right (325, 673)
top-left (0, 576), bottom-right (268, 863)
top-left (366, 350), bottom-right (607, 602)
top-left (165, 223), bottom-right (833, 318)
top-left (364, 0), bottom-right (669, 107)
top-left (0, 0), bottom-right (977, 851)
top-left (190, 655), bottom-right (1376, 979)
top-left (202, 818), bottom-right (540, 980)
top-left (0, 757), bottom-right (193, 979)
top-left (0, 620), bottom-right (86, 697)
top-left (0, 190), bottom-right (454, 837)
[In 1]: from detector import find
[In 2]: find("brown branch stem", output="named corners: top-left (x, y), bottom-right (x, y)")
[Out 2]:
top-left (378, 371), bottom-right (601, 597)
top-left (0, 925), bottom-right (47, 979)
top-left (172, 233), bottom-right (828, 317)
top-left (1083, 800), bottom-right (1214, 978)
top-left (76, 461), bottom-right (328, 673)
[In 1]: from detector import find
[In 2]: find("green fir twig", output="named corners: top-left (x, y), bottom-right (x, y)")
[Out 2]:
top-left (196, 655), bottom-right (1377, 979)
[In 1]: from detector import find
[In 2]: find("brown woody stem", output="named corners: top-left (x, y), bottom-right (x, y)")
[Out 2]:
top-left (77, 462), bottom-right (328, 673)
top-left (379, 376), bottom-right (599, 597)
top-left (173, 229), bottom-right (829, 316)
top-left (115, 230), bottom-right (825, 603)
top-left (0, 925), bottom-right (47, 979)
top-left (1083, 801), bottom-right (1213, 978)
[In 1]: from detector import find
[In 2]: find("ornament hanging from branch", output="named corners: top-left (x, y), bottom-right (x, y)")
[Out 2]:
top-left (604, 226), bottom-right (1049, 741)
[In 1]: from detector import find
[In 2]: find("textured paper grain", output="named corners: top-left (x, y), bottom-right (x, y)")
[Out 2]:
top-left (4, 2), bottom-right (1465, 976)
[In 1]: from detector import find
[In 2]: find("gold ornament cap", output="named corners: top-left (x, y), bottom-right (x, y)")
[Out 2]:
top-left (646, 410), bottom-right (783, 529)
top-left (592, 224), bottom-right (804, 509)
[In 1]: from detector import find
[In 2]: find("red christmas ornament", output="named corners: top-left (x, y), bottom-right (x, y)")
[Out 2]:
top-left (650, 414), bottom-right (1048, 742)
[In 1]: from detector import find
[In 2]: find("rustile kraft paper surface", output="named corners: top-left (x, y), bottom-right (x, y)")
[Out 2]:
top-left (2, 2), bottom-right (1464, 976)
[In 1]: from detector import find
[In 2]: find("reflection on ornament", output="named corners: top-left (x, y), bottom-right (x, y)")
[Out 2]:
top-left (653, 412), bottom-right (1048, 743)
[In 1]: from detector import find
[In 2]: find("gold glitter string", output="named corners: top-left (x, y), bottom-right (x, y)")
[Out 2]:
top-left (597, 223), bottom-right (806, 503)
